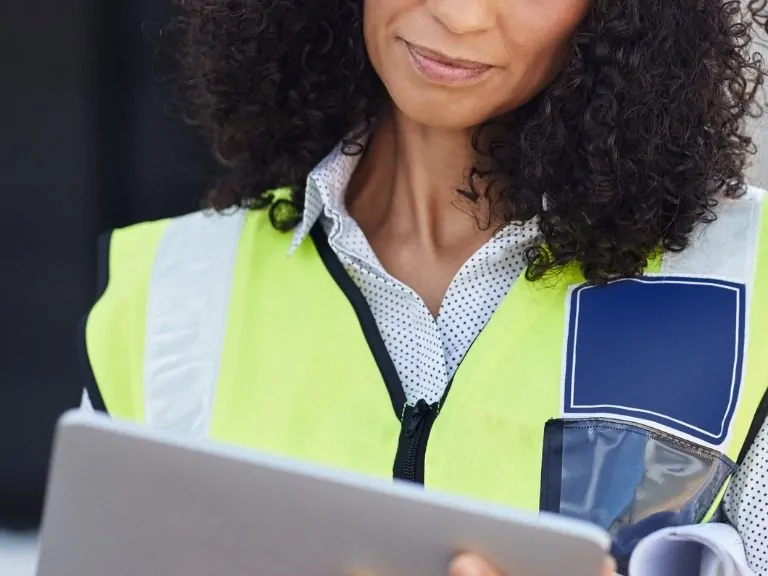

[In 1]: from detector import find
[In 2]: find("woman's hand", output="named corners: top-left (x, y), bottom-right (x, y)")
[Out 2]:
top-left (449, 553), bottom-right (616, 576)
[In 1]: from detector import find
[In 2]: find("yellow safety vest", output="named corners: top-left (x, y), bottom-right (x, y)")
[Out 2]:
top-left (83, 186), bottom-right (768, 569)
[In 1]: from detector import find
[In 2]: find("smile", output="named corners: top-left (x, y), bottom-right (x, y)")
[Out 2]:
top-left (404, 41), bottom-right (493, 86)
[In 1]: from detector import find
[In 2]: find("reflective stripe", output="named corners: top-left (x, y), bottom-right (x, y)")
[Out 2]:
top-left (143, 209), bottom-right (246, 438)
top-left (660, 186), bottom-right (764, 282)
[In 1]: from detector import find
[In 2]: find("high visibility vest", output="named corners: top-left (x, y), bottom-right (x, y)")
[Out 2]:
top-left (84, 186), bottom-right (768, 568)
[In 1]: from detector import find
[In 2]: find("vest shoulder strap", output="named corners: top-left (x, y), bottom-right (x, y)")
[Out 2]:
top-left (660, 185), bottom-right (766, 281)
top-left (86, 209), bottom-right (254, 435)
top-left (142, 209), bottom-right (248, 437)
top-left (664, 186), bottom-right (768, 456)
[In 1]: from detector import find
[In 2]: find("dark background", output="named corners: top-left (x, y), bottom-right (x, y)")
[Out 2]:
top-left (0, 0), bottom-right (212, 528)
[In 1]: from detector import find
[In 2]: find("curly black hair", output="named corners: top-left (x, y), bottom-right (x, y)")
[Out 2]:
top-left (170, 0), bottom-right (768, 284)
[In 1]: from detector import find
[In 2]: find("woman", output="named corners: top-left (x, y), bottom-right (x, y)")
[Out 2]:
top-left (82, 0), bottom-right (768, 574)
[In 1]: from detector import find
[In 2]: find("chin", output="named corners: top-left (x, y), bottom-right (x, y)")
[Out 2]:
top-left (388, 87), bottom-right (495, 130)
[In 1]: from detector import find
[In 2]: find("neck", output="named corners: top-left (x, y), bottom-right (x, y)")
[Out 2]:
top-left (347, 107), bottom-right (496, 255)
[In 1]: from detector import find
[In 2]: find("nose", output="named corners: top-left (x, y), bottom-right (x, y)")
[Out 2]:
top-left (426, 0), bottom-right (495, 35)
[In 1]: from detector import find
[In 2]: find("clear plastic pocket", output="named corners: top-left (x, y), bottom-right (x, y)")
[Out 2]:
top-left (540, 418), bottom-right (735, 569)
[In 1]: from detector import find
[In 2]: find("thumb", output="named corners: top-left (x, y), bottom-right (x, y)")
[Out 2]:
top-left (602, 557), bottom-right (617, 576)
top-left (449, 554), bottom-right (500, 576)
top-left (449, 554), bottom-right (615, 576)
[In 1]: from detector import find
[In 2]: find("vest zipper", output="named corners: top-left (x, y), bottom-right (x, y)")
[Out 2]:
top-left (393, 399), bottom-right (438, 484)
top-left (312, 225), bottom-right (473, 486)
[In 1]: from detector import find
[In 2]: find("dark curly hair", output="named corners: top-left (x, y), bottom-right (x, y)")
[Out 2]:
top-left (170, 0), bottom-right (768, 283)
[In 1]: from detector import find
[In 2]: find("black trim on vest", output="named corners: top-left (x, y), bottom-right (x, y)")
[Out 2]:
top-left (95, 231), bottom-right (111, 296)
top-left (737, 387), bottom-right (768, 465)
top-left (78, 231), bottom-right (113, 414)
top-left (311, 224), bottom-right (505, 486)
top-left (539, 420), bottom-right (564, 513)
top-left (79, 316), bottom-right (108, 413)
top-left (310, 224), bottom-right (407, 417)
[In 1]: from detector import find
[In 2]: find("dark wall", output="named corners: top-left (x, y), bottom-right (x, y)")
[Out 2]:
top-left (0, 0), bottom-right (212, 528)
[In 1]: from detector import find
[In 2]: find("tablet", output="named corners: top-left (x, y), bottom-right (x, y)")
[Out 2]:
top-left (37, 411), bottom-right (610, 576)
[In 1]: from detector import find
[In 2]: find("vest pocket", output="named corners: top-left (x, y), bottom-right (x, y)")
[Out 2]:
top-left (540, 418), bottom-right (735, 570)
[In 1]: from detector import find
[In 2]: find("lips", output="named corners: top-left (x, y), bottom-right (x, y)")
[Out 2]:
top-left (404, 41), bottom-right (493, 85)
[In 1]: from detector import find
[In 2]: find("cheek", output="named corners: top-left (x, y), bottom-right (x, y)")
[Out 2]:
top-left (500, 0), bottom-right (589, 58)
top-left (362, 0), bottom-right (414, 58)
top-left (488, 2), bottom-right (589, 108)
top-left (362, 0), bottom-right (397, 83)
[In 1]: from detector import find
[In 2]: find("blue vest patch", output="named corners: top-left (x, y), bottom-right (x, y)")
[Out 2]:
top-left (562, 277), bottom-right (745, 445)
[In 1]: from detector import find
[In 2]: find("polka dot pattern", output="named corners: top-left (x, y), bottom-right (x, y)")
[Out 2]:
top-left (724, 418), bottom-right (768, 573)
top-left (438, 224), bottom-right (537, 378)
top-left (292, 142), bottom-right (538, 405)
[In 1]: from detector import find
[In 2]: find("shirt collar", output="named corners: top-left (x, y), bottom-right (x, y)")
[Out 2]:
top-left (289, 140), bottom-right (363, 254)
top-left (289, 139), bottom-right (543, 253)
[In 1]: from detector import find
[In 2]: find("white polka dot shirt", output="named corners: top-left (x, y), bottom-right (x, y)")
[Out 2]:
top-left (725, 418), bottom-right (768, 571)
top-left (289, 142), bottom-right (540, 405)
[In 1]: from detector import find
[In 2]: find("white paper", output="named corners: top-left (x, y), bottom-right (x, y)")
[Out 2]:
top-left (629, 523), bottom-right (755, 576)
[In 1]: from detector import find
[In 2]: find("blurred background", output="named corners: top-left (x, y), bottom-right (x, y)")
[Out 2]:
top-left (0, 0), bottom-right (211, 531)
top-left (1, 0), bottom-right (767, 536)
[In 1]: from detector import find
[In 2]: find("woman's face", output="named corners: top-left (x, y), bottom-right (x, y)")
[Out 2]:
top-left (364, 0), bottom-right (590, 129)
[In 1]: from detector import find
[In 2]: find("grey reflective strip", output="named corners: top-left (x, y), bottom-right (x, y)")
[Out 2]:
top-left (143, 210), bottom-right (246, 438)
top-left (660, 186), bottom-right (764, 282)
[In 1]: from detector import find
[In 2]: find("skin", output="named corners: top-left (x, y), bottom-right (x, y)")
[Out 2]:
top-left (349, 1), bottom-right (612, 574)
top-left (449, 554), bottom-right (617, 576)
top-left (348, 0), bottom-right (592, 315)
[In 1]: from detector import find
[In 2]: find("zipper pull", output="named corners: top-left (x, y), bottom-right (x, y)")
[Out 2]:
top-left (406, 399), bottom-right (432, 436)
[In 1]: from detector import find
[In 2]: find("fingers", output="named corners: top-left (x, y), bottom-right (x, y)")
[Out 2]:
top-left (449, 554), bottom-right (501, 576)
top-left (602, 557), bottom-right (617, 576)
top-left (449, 553), bottom-right (616, 576)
